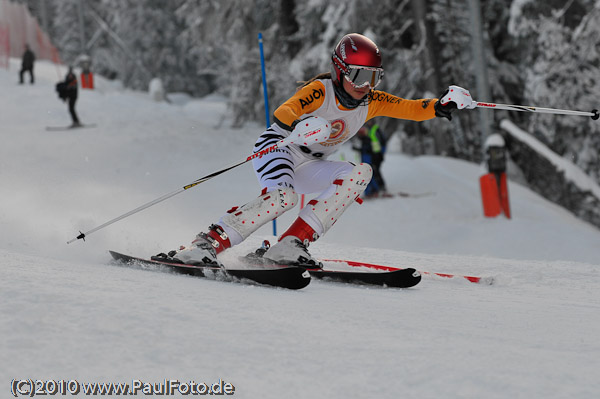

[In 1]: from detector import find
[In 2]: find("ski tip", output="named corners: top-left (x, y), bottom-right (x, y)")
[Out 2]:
top-left (108, 250), bottom-right (126, 262)
top-left (290, 269), bottom-right (312, 290)
top-left (398, 268), bottom-right (422, 288)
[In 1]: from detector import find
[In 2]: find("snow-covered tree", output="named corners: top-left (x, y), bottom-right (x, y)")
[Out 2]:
top-left (508, 0), bottom-right (600, 180)
top-left (50, 0), bottom-right (83, 66)
top-left (19, 0), bottom-right (599, 180)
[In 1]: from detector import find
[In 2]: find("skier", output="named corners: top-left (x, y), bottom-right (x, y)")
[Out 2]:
top-left (19, 44), bottom-right (35, 84)
top-left (63, 67), bottom-right (81, 127)
top-left (163, 33), bottom-right (471, 267)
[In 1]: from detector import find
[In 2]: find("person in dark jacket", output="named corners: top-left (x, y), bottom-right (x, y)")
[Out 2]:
top-left (353, 121), bottom-right (387, 197)
top-left (365, 120), bottom-right (387, 196)
top-left (63, 67), bottom-right (81, 127)
top-left (19, 44), bottom-right (35, 84)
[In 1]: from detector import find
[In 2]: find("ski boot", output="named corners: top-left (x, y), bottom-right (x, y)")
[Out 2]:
top-left (261, 218), bottom-right (323, 268)
top-left (263, 236), bottom-right (322, 268)
top-left (153, 225), bottom-right (231, 266)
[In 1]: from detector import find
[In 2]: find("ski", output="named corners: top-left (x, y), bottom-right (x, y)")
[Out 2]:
top-left (322, 259), bottom-right (494, 285)
top-left (46, 123), bottom-right (97, 131)
top-left (109, 251), bottom-right (311, 290)
top-left (243, 246), bottom-right (421, 288)
top-left (307, 267), bottom-right (421, 288)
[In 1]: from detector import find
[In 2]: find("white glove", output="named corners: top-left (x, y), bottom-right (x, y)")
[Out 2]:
top-left (434, 85), bottom-right (475, 121)
top-left (439, 85), bottom-right (476, 109)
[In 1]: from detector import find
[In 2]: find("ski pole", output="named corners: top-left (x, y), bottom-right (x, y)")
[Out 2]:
top-left (472, 101), bottom-right (599, 119)
top-left (67, 118), bottom-right (331, 244)
top-left (442, 86), bottom-right (599, 119)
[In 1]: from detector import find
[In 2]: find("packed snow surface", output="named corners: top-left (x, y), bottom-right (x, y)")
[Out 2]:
top-left (2, 60), bottom-right (599, 398)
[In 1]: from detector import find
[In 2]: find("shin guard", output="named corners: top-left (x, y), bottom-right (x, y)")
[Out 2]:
top-left (220, 187), bottom-right (298, 241)
top-left (299, 163), bottom-right (372, 235)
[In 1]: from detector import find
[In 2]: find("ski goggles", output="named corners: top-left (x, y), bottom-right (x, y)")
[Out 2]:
top-left (344, 65), bottom-right (384, 89)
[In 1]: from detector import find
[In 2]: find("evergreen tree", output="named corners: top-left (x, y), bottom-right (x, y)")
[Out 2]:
top-left (508, 0), bottom-right (600, 179)
top-left (51, 0), bottom-right (82, 65)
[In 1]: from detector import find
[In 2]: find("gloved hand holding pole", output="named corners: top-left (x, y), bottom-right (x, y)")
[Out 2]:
top-left (440, 85), bottom-right (598, 119)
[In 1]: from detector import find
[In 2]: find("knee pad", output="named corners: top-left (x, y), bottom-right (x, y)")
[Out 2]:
top-left (220, 187), bottom-right (298, 241)
top-left (299, 163), bottom-right (372, 235)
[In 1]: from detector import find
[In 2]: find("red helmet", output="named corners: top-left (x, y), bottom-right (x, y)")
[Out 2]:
top-left (331, 33), bottom-right (383, 89)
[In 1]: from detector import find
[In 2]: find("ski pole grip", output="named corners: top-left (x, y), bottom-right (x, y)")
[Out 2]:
top-left (592, 109), bottom-right (599, 120)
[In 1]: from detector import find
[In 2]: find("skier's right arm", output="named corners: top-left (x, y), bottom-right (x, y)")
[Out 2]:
top-left (273, 80), bottom-right (326, 131)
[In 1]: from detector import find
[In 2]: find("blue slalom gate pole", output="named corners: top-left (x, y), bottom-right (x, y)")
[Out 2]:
top-left (258, 34), bottom-right (271, 129)
top-left (258, 32), bottom-right (277, 236)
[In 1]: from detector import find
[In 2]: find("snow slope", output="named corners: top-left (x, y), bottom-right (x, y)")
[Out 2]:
top-left (2, 60), bottom-right (599, 398)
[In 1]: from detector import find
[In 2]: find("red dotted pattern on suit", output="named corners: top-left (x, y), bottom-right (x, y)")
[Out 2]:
top-left (237, 189), bottom-right (296, 225)
top-left (308, 163), bottom-right (371, 223)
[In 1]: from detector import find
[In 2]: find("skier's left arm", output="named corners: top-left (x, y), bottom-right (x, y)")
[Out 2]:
top-left (367, 91), bottom-right (437, 121)
top-left (367, 85), bottom-right (473, 122)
